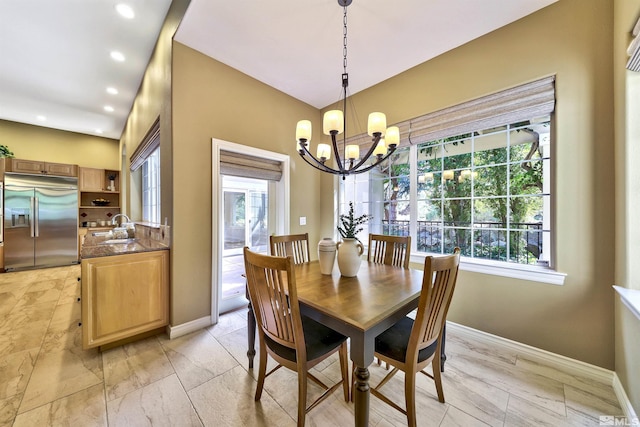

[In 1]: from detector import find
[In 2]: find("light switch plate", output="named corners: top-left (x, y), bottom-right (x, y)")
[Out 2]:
top-left (299, 216), bottom-right (306, 226)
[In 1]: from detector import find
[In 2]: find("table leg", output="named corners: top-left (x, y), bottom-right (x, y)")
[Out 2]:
top-left (353, 366), bottom-right (370, 427)
top-left (440, 323), bottom-right (446, 372)
top-left (246, 287), bottom-right (256, 369)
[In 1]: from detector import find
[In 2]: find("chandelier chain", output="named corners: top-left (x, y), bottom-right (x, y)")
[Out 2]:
top-left (295, 0), bottom-right (398, 178)
top-left (343, 5), bottom-right (348, 73)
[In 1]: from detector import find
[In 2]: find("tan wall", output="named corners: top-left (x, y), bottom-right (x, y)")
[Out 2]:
top-left (0, 119), bottom-right (119, 169)
top-left (614, 0), bottom-right (640, 412)
top-left (319, 0), bottom-right (616, 368)
top-left (118, 0), bottom-right (189, 224)
top-left (171, 43), bottom-right (322, 325)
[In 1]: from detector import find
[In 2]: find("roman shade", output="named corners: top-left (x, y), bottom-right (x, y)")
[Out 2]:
top-left (220, 150), bottom-right (283, 181)
top-left (130, 118), bottom-right (160, 171)
top-left (627, 16), bottom-right (640, 72)
top-left (345, 75), bottom-right (556, 149)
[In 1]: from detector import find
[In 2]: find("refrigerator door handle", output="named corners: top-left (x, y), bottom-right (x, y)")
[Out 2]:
top-left (30, 197), bottom-right (35, 238)
top-left (34, 197), bottom-right (40, 237)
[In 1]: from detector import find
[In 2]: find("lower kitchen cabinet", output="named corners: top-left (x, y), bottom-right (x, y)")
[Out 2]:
top-left (81, 250), bottom-right (169, 349)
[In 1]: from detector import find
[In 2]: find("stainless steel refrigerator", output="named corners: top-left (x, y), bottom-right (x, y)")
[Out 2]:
top-left (4, 173), bottom-right (78, 271)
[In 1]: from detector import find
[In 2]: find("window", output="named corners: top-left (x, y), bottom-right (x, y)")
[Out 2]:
top-left (343, 118), bottom-right (551, 266)
top-left (142, 147), bottom-right (161, 223)
top-left (130, 117), bottom-right (161, 224)
top-left (339, 77), bottom-right (561, 280)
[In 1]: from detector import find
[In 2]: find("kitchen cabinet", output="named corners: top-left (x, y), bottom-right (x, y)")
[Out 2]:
top-left (6, 158), bottom-right (78, 177)
top-left (78, 168), bottom-right (120, 224)
top-left (79, 167), bottom-right (120, 192)
top-left (79, 167), bottom-right (104, 191)
top-left (81, 250), bottom-right (169, 349)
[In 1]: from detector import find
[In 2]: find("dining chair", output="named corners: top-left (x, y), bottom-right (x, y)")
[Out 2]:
top-left (243, 247), bottom-right (350, 426)
top-left (368, 233), bottom-right (412, 369)
top-left (270, 233), bottom-right (311, 264)
top-left (367, 233), bottom-right (411, 269)
top-left (367, 247), bottom-right (461, 427)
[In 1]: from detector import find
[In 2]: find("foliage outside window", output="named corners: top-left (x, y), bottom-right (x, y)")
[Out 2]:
top-left (142, 147), bottom-right (161, 223)
top-left (340, 117), bottom-right (551, 267)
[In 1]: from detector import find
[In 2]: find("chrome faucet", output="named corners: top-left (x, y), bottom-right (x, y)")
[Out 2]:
top-left (111, 213), bottom-right (131, 226)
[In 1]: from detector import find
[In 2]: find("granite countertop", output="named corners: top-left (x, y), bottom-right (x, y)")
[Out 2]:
top-left (81, 233), bottom-right (169, 259)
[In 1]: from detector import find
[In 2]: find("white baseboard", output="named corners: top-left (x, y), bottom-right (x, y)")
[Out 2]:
top-left (446, 322), bottom-right (640, 419)
top-left (446, 322), bottom-right (614, 384)
top-left (613, 372), bottom-right (639, 422)
top-left (167, 316), bottom-right (212, 339)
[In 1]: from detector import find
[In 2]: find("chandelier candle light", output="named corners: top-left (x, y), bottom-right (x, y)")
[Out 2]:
top-left (296, 0), bottom-right (399, 178)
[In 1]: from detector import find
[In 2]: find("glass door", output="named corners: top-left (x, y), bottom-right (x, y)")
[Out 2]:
top-left (223, 190), bottom-right (248, 256)
top-left (220, 176), bottom-right (269, 312)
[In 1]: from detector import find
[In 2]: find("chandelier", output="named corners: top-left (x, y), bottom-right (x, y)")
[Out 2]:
top-left (295, 0), bottom-right (399, 178)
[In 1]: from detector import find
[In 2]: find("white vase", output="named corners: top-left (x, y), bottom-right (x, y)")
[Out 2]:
top-left (109, 180), bottom-right (115, 191)
top-left (336, 238), bottom-right (364, 277)
top-left (317, 238), bottom-right (336, 275)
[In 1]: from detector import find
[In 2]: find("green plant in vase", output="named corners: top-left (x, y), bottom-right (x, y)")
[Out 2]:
top-left (337, 201), bottom-right (372, 243)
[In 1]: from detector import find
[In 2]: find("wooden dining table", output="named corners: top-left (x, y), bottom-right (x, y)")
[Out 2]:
top-left (245, 260), bottom-right (425, 427)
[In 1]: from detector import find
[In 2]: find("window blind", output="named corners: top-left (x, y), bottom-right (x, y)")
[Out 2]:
top-left (130, 118), bottom-right (160, 171)
top-left (219, 150), bottom-right (283, 181)
top-left (627, 16), bottom-right (640, 72)
top-left (345, 75), bottom-right (556, 148)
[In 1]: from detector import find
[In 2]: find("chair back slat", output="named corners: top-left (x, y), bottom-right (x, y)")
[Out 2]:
top-left (410, 248), bottom-right (460, 357)
top-left (244, 247), bottom-right (304, 353)
top-left (270, 233), bottom-right (310, 264)
top-left (368, 234), bottom-right (411, 269)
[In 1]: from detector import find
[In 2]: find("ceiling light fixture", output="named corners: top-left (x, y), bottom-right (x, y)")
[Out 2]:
top-left (295, 0), bottom-right (398, 179)
top-left (36, 115), bottom-right (46, 121)
top-left (104, 106), bottom-right (114, 112)
top-left (95, 129), bottom-right (103, 134)
top-left (115, 3), bottom-right (135, 19)
top-left (110, 51), bottom-right (125, 62)
top-left (106, 87), bottom-right (118, 95)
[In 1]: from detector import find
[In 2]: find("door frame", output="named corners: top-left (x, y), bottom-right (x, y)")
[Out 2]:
top-left (211, 138), bottom-right (290, 323)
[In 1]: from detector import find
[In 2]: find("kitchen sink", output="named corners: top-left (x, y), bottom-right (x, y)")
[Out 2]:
top-left (99, 238), bottom-right (138, 245)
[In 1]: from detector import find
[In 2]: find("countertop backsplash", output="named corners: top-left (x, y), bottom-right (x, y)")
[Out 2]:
top-left (135, 223), bottom-right (171, 246)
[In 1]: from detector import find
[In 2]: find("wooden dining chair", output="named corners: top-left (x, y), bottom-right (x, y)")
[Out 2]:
top-left (270, 233), bottom-right (311, 264)
top-left (368, 233), bottom-right (412, 368)
top-left (367, 233), bottom-right (411, 269)
top-left (368, 247), bottom-right (461, 427)
top-left (243, 247), bottom-right (349, 426)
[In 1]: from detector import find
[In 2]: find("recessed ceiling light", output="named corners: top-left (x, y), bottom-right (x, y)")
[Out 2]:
top-left (115, 4), bottom-right (135, 19)
top-left (104, 106), bottom-right (114, 112)
top-left (110, 51), bottom-right (125, 62)
top-left (36, 115), bottom-right (46, 121)
top-left (106, 87), bottom-right (118, 95)
top-left (95, 129), bottom-right (103, 134)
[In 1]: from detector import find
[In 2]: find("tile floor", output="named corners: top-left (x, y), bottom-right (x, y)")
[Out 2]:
top-left (0, 265), bottom-right (623, 426)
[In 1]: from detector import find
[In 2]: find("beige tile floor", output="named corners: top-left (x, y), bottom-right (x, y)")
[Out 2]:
top-left (0, 265), bottom-right (623, 426)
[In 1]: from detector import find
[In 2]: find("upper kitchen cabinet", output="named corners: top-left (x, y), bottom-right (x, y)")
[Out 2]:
top-left (5, 158), bottom-right (78, 177)
top-left (79, 167), bottom-right (119, 192)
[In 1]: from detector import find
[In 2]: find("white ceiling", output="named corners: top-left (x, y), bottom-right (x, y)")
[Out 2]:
top-left (0, 0), bottom-right (557, 142)
top-left (0, 0), bottom-right (172, 140)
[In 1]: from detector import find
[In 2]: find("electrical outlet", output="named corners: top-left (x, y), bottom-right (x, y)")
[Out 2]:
top-left (300, 216), bottom-right (307, 226)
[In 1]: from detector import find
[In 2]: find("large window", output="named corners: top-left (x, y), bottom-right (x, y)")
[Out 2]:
top-left (337, 78), bottom-right (560, 280)
top-left (142, 147), bottom-right (160, 223)
top-left (341, 116), bottom-right (552, 269)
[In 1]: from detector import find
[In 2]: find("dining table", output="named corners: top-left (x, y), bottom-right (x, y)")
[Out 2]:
top-left (245, 260), bottom-right (427, 427)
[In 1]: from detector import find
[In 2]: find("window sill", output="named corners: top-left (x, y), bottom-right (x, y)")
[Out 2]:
top-left (409, 253), bottom-right (566, 285)
top-left (613, 286), bottom-right (640, 322)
